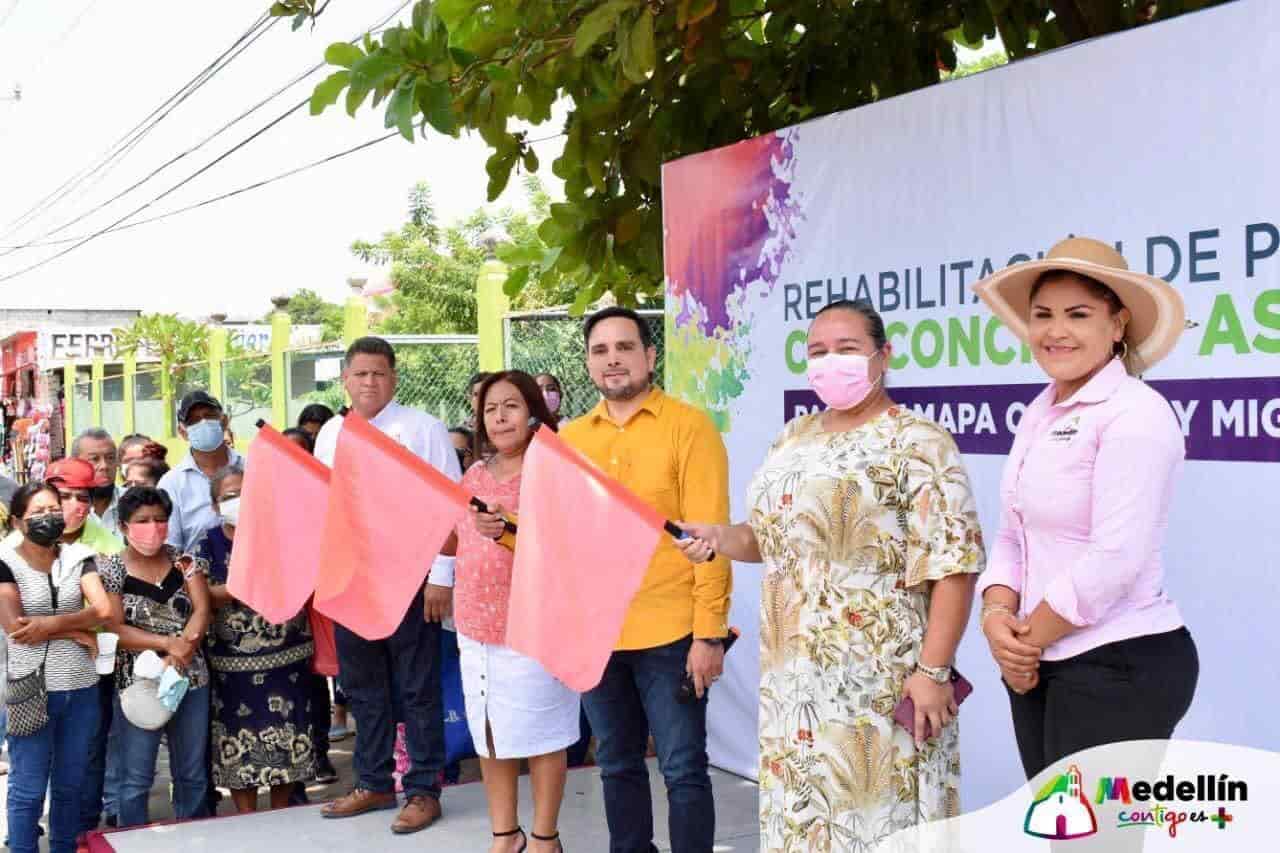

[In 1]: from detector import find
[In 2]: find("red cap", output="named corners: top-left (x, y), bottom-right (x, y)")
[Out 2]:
top-left (45, 458), bottom-right (108, 489)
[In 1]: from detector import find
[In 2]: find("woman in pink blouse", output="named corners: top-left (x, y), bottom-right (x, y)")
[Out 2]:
top-left (974, 237), bottom-right (1198, 781)
top-left (458, 370), bottom-right (578, 853)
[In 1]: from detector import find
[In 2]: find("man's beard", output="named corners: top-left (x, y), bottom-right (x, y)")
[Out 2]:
top-left (91, 485), bottom-right (115, 502)
top-left (595, 375), bottom-right (650, 402)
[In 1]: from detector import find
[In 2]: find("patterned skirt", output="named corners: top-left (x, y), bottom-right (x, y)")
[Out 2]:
top-left (210, 650), bottom-right (317, 790)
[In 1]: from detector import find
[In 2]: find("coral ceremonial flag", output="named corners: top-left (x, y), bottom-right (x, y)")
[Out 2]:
top-left (506, 426), bottom-right (667, 692)
top-left (227, 424), bottom-right (329, 625)
top-left (315, 412), bottom-right (470, 640)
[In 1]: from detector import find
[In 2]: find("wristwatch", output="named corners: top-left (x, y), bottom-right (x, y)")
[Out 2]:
top-left (915, 662), bottom-right (952, 684)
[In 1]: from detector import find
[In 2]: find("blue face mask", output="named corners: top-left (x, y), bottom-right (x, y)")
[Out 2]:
top-left (186, 418), bottom-right (224, 453)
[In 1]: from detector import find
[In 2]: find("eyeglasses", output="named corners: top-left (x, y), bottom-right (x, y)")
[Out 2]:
top-left (24, 509), bottom-right (62, 520)
top-left (57, 491), bottom-right (92, 505)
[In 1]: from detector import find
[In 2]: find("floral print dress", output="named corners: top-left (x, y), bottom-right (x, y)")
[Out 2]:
top-left (747, 408), bottom-right (985, 852)
top-left (196, 526), bottom-right (317, 790)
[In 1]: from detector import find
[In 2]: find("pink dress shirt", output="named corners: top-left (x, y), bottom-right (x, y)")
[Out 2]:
top-left (454, 462), bottom-right (521, 645)
top-left (978, 358), bottom-right (1186, 661)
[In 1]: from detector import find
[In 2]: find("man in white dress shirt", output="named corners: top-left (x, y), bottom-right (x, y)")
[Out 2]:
top-left (313, 336), bottom-right (461, 835)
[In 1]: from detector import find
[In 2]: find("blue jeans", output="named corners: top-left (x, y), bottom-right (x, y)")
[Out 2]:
top-left (6, 684), bottom-right (101, 853)
top-left (582, 635), bottom-right (714, 853)
top-left (334, 587), bottom-right (444, 799)
top-left (80, 675), bottom-right (122, 829)
top-left (115, 684), bottom-right (211, 827)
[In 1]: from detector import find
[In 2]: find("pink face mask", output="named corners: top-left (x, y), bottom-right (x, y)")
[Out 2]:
top-left (126, 520), bottom-right (169, 556)
top-left (806, 352), bottom-right (881, 411)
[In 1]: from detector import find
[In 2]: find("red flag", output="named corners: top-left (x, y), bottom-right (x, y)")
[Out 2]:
top-left (316, 413), bottom-right (470, 640)
top-left (228, 424), bottom-right (329, 625)
top-left (505, 426), bottom-right (666, 692)
top-left (308, 603), bottom-right (338, 677)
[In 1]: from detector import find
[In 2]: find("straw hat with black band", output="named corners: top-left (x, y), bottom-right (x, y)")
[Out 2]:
top-left (973, 237), bottom-right (1187, 375)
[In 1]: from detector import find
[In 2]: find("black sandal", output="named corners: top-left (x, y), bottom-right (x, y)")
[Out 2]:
top-left (531, 830), bottom-right (564, 851)
top-left (494, 827), bottom-right (527, 852)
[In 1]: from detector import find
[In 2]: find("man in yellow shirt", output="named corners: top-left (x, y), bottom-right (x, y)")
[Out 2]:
top-left (560, 307), bottom-right (731, 853)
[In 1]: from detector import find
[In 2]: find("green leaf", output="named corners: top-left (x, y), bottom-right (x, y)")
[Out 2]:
top-left (521, 147), bottom-right (540, 173)
top-left (324, 42), bottom-right (363, 68)
top-left (502, 265), bottom-right (532, 297)
top-left (387, 75), bottom-right (418, 141)
top-left (624, 11), bottom-right (656, 83)
top-left (292, 10), bottom-right (308, 31)
top-left (574, 0), bottom-right (629, 58)
top-left (310, 70), bottom-right (350, 115)
top-left (485, 150), bottom-right (518, 201)
top-left (415, 79), bottom-right (457, 134)
top-left (351, 52), bottom-right (402, 89)
top-left (615, 209), bottom-right (643, 244)
top-left (346, 77), bottom-right (373, 116)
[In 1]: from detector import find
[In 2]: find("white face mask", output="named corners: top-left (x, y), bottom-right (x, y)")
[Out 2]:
top-left (219, 497), bottom-right (241, 528)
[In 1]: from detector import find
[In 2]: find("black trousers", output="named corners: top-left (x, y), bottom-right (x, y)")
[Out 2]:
top-left (1006, 627), bottom-right (1199, 780)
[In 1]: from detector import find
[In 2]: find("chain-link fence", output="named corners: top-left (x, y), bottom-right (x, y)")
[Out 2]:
top-left (387, 335), bottom-right (479, 429)
top-left (505, 309), bottom-right (664, 420)
top-left (219, 352), bottom-right (273, 443)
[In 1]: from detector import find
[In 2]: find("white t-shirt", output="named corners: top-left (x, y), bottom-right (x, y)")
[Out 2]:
top-left (314, 401), bottom-right (462, 586)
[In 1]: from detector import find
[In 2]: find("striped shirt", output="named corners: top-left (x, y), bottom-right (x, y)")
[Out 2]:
top-left (0, 542), bottom-right (100, 691)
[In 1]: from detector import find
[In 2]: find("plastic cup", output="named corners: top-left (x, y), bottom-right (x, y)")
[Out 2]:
top-left (95, 631), bottom-right (119, 674)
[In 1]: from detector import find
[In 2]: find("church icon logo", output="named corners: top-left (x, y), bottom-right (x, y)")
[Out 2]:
top-left (1025, 764), bottom-right (1099, 840)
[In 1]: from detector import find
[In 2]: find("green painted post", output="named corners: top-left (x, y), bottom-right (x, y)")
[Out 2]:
top-left (208, 317), bottom-right (228, 404)
top-left (122, 352), bottom-right (136, 435)
top-left (270, 298), bottom-right (291, 429)
top-left (343, 277), bottom-right (368, 345)
top-left (63, 364), bottom-right (76, 450)
top-left (91, 357), bottom-right (104, 429)
top-left (159, 363), bottom-right (175, 441)
top-left (477, 258), bottom-right (509, 372)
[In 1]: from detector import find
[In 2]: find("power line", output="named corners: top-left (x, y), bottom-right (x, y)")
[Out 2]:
top-left (4, 132), bottom-right (398, 248)
top-left (1, 0), bottom-right (411, 255)
top-left (21, 0), bottom-right (99, 79)
top-left (0, 2), bottom-right (21, 32)
top-left (0, 10), bottom-right (274, 240)
top-left (0, 132), bottom-right (397, 258)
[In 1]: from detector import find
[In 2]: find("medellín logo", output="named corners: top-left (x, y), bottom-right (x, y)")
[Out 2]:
top-left (1024, 764), bottom-right (1099, 840)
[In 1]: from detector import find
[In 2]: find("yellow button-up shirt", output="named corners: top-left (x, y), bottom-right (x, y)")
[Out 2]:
top-left (560, 387), bottom-right (732, 651)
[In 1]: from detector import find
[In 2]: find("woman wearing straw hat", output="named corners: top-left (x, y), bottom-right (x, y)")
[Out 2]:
top-left (973, 236), bottom-right (1199, 782)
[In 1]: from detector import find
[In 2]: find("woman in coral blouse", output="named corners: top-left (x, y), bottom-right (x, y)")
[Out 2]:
top-left (974, 237), bottom-right (1199, 781)
top-left (458, 370), bottom-right (578, 853)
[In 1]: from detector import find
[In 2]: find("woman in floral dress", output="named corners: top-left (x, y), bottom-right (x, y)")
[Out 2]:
top-left (678, 300), bottom-right (986, 851)
top-left (196, 463), bottom-right (316, 812)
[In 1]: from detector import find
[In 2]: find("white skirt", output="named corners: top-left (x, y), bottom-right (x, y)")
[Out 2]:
top-left (457, 632), bottom-right (581, 760)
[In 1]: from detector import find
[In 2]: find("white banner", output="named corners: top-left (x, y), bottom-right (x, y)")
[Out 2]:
top-left (663, 0), bottom-right (1280, 810)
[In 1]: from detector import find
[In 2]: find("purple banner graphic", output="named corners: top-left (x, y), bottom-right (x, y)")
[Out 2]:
top-left (782, 375), bottom-right (1280, 463)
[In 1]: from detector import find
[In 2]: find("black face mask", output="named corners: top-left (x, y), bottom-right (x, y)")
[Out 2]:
top-left (25, 514), bottom-right (66, 547)
top-left (90, 485), bottom-right (115, 502)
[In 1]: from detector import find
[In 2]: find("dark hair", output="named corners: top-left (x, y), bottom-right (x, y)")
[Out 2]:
top-left (1029, 270), bottom-right (1125, 314)
top-left (123, 457), bottom-right (169, 486)
top-left (208, 463), bottom-right (245, 505)
top-left (297, 404), bottom-right (335, 428)
top-left (534, 372), bottom-right (562, 390)
top-left (10, 481), bottom-right (60, 522)
top-left (282, 427), bottom-right (315, 454)
top-left (813, 299), bottom-right (888, 351)
top-left (583, 306), bottom-right (653, 350)
top-left (448, 426), bottom-right (474, 442)
top-left (474, 371), bottom-right (559, 458)
top-left (345, 336), bottom-right (396, 370)
top-left (118, 486), bottom-right (173, 524)
top-left (467, 372), bottom-right (491, 393)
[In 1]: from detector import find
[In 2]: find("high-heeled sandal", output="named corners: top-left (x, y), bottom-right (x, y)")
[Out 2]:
top-left (494, 827), bottom-right (527, 852)
top-left (531, 830), bottom-right (564, 851)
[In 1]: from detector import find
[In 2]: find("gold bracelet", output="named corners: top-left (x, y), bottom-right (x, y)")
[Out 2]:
top-left (980, 603), bottom-right (1016, 626)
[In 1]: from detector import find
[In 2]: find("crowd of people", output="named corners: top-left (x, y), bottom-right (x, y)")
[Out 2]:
top-left (0, 237), bottom-right (1199, 853)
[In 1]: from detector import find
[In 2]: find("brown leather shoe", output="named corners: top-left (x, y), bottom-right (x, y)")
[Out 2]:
top-left (390, 794), bottom-right (442, 834)
top-left (321, 788), bottom-right (397, 819)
